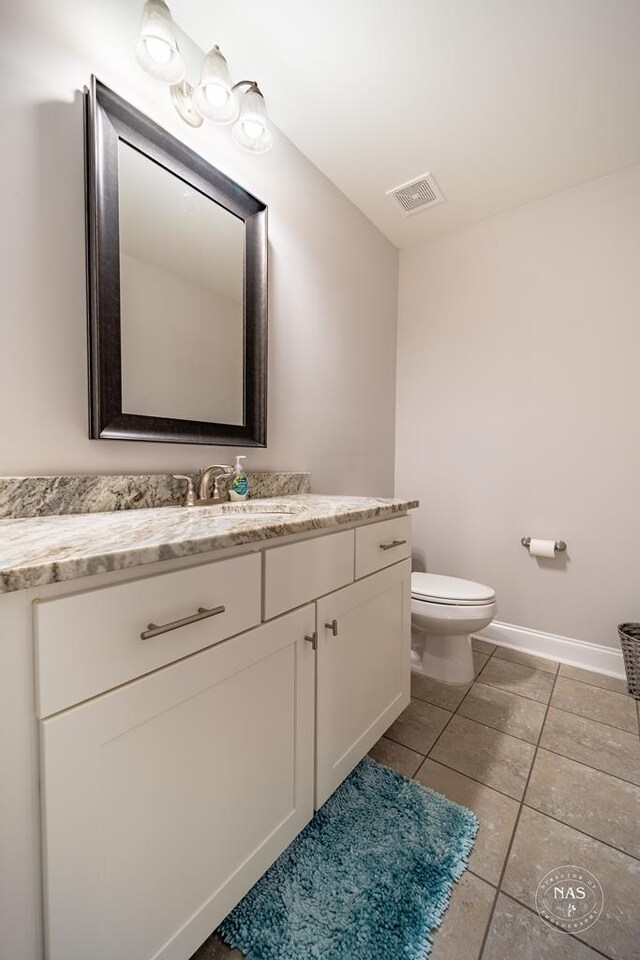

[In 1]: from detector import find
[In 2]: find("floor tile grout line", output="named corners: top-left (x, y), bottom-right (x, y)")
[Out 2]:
top-left (536, 744), bottom-right (640, 790)
top-left (555, 674), bottom-right (635, 701)
top-left (476, 675), bottom-right (552, 705)
top-left (404, 748), bottom-right (524, 803)
top-left (414, 664), bottom-right (549, 714)
top-left (557, 669), bottom-right (631, 697)
top-left (454, 668), bottom-right (487, 713)
top-left (386, 725), bottom-right (640, 811)
top-left (412, 687), bottom-right (637, 739)
top-left (384, 730), bottom-right (448, 757)
top-left (413, 666), bottom-right (553, 797)
top-left (476, 662), bottom-right (563, 960)
top-left (466, 868), bottom-right (498, 890)
top-left (417, 653), bottom-right (503, 958)
top-left (377, 732), bottom-right (427, 754)
top-left (476, 647), bottom-right (497, 666)
top-left (425, 710), bottom-right (537, 776)
top-left (454, 705), bottom-right (542, 748)
top-left (474, 651), bottom-right (494, 679)
top-left (474, 640), bottom-right (560, 686)
top-left (414, 708), bottom-right (462, 776)
top-left (410, 690), bottom-right (470, 713)
top-left (485, 647), bottom-right (561, 672)
top-left (394, 689), bottom-right (640, 787)
top-left (497, 891), bottom-right (617, 960)
top-left (547, 702), bottom-right (639, 736)
top-left (410, 648), bottom-right (499, 763)
top-left (478, 648), bottom-right (639, 713)
top-left (492, 651), bottom-right (560, 676)
top-left (409, 661), bottom-right (494, 776)
top-left (519, 802), bottom-right (640, 864)
top-left (375, 734), bottom-right (428, 764)
top-left (478, 642), bottom-right (630, 697)
top-left (471, 676), bottom-right (556, 697)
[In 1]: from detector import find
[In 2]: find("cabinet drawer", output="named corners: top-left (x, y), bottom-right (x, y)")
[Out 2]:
top-left (264, 529), bottom-right (354, 620)
top-left (35, 552), bottom-right (261, 718)
top-left (355, 515), bottom-right (411, 579)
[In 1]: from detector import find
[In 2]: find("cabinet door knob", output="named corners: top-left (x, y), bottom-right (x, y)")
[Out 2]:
top-left (325, 619), bottom-right (338, 636)
top-left (379, 539), bottom-right (407, 551)
top-left (305, 632), bottom-right (318, 651)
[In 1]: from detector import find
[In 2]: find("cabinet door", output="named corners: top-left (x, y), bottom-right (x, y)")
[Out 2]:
top-left (315, 560), bottom-right (411, 807)
top-left (40, 605), bottom-right (315, 960)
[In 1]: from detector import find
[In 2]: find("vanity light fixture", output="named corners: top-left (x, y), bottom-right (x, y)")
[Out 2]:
top-left (134, 1), bottom-right (273, 154)
top-left (232, 83), bottom-right (273, 154)
top-left (134, 0), bottom-right (186, 85)
top-left (193, 45), bottom-right (239, 124)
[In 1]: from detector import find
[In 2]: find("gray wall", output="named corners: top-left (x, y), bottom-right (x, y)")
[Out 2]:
top-left (0, 1), bottom-right (398, 497)
top-left (396, 163), bottom-right (640, 649)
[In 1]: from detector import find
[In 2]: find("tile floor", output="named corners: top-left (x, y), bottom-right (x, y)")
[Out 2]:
top-left (193, 641), bottom-right (640, 960)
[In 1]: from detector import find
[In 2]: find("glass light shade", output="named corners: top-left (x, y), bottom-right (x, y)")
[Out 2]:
top-left (144, 37), bottom-right (172, 64)
top-left (232, 87), bottom-right (273, 154)
top-left (134, 0), bottom-right (186, 85)
top-left (193, 46), bottom-right (239, 124)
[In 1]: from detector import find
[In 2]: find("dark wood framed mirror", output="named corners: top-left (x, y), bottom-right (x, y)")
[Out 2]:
top-left (85, 76), bottom-right (267, 446)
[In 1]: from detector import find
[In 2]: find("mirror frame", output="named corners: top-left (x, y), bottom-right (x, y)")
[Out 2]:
top-left (85, 77), bottom-right (267, 446)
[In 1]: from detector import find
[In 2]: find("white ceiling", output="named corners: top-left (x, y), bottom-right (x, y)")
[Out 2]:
top-left (172, 0), bottom-right (640, 248)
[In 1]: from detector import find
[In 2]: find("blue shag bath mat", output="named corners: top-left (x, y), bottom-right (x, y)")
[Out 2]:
top-left (219, 755), bottom-right (478, 960)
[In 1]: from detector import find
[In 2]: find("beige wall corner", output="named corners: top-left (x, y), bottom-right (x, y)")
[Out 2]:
top-left (395, 163), bottom-right (640, 649)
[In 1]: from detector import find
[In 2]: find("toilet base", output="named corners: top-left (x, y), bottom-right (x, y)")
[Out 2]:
top-left (411, 628), bottom-right (475, 684)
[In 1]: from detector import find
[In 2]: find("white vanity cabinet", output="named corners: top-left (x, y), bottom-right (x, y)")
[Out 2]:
top-left (30, 513), bottom-right (411, 960)
top-left (40, 603), bottom-right (316, 960)
top-left (315, 560), bottom-right (411, 807)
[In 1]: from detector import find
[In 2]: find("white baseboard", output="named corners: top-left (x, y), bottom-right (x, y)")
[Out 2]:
top-left (478, 621), bottom-right (626, 680)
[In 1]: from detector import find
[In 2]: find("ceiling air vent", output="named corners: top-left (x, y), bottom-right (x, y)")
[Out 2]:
top-left (386, 173), bottom-right (444, 216)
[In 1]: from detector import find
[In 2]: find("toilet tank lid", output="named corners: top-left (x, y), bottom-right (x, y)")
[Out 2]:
top-left (411, 572), bottom-right (495, 604)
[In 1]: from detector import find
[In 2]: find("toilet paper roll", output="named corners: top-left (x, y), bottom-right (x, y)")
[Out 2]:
top-left (528, 538), bottom-right (556, 558)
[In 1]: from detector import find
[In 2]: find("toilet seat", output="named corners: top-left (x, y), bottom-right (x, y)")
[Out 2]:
top-left (411, 572), bottom-right (495, 607)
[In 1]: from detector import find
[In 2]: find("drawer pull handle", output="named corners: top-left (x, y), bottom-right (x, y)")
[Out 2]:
top-left (379, 539), bottom-right (408, 551)
top-left (140, 604), bottom-right (226, 641)
top-left (325, 619), bottom-right (339, 636)
top-left (305, 632), bottom-right (318, 651)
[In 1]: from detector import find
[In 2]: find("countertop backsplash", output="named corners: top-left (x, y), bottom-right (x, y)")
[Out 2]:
top-left (0, 472), bottom-right (311, 520)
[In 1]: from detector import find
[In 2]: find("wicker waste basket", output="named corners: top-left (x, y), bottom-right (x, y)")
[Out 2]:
top-left (618, 623), bottom-right (640, 700)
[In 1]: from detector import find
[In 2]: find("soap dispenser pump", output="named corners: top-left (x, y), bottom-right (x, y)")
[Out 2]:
top-left (229, 456), bottom-right (249, 501)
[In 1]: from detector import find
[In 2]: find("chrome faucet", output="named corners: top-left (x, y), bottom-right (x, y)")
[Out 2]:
top-left (173, 465), bottom-right (234, 507)
top-left (199, 464), bottom-right (234, 503)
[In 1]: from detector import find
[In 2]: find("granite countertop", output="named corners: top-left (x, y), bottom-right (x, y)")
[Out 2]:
top-left (0, 495), bottom-right (418, 595)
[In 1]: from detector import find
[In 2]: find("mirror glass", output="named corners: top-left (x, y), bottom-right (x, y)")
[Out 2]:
top-left (118, 142), bottom-right (245, 425)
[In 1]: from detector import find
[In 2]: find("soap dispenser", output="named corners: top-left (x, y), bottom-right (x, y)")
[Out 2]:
top-left (229, 455), bottom-right (249, 501)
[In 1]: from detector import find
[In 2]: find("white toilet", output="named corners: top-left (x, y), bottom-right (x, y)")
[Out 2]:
top-left (411, 573), bottom-right (497, 684)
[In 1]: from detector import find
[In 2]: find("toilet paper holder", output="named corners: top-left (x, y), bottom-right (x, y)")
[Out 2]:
top-left (521, 537), bottom-right (567, 552)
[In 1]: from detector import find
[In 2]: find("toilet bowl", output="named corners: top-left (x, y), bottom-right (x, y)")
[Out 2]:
top-left (411, 573), bottom-right (496, 684)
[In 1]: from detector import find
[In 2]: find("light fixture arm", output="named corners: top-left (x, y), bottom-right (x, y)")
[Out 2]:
top-left (232, 80), bottom-right (262, 95)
